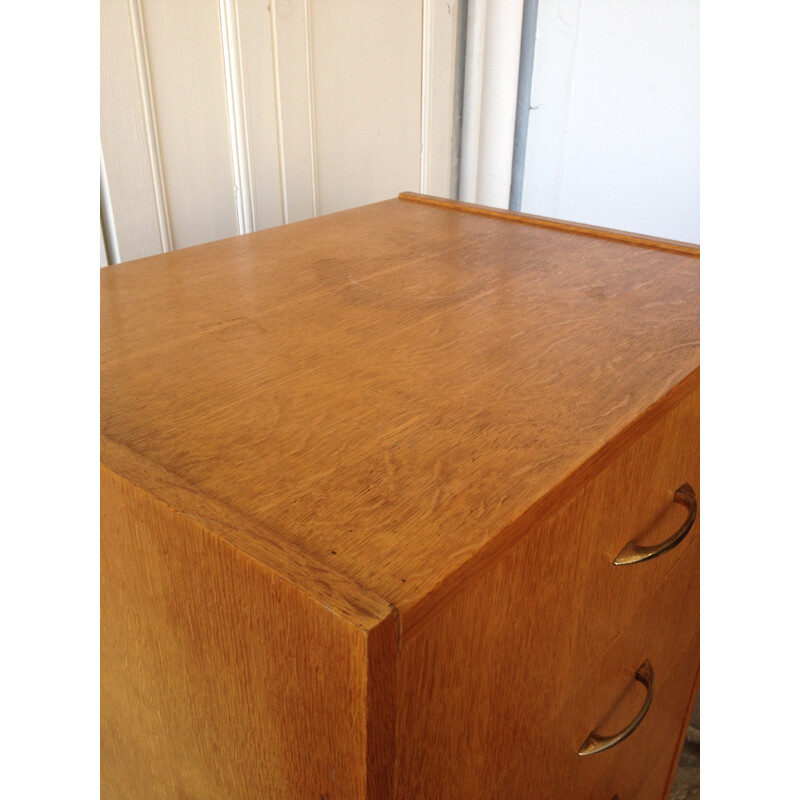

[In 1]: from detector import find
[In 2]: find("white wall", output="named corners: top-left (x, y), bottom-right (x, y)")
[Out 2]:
top-left (520, 0), bottom-right (699, 244)
top-left (101, 0), bottom-right (463, 264)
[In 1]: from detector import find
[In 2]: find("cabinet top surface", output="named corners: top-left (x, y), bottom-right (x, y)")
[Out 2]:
top-left (101, 194), bottom-right (699, 622)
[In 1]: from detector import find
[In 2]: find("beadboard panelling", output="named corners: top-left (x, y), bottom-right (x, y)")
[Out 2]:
top-left (100, 147), bottom-right (120, 266)
top-left (310, 0), bottom-right (423, 215)
top-left (101, 0), bottom-right (461, 262)
top-left (129, 0), bottom-right (174, 252)
top-left (421, 0), bottom-right (462, 197)
top-left (219, 0), bottom-right (255, 234)
top-left (235, 0), bottom-right (285, 231)
top-left (271, 0), bottom-right (317, 222)
top-left (100, 0), bottom-right (166, 262)
top-left (139, 0), bottom-right (238, 249)
top-left (101, 223), bottom-right (109, 268)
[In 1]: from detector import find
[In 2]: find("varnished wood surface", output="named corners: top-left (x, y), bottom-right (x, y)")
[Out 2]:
top-left (402, 380), bottom-right (699, 641)
top-left (101, 466), bottom-right (374, 799)
top-left (102, 195), bottom-right (700, 798)
top-left (365, 611), bottom-right (399, 798)
top-left (393, 391), bottom-right (699, 798)
top-left (398, 192), bottom-right (701, 255)
top-left (565, 538), bottom-right (700, 800)
top-left (394, 533), bottom-right (699, 799)
top-left (101, 194), bottom-right (699, 621)
top-left (100, 434), bottom-right (392, 631)
top-left (658, 665), bottom-right (701, 800)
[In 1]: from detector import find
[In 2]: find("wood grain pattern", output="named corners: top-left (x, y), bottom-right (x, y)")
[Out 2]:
top-left (102, 195), bottom-right (700, 797)
top-left (398, 191), bottom-right (701, 254)
top-left (101, 465), bottom-right (384, 799)
top-left (393, 391), bottom-right (699, 798)
top-left (102, 195), bottom-right (699, 618)
top-left (100, 434), bottom-right (392, 631)
top-left (401, 375), bottom-right (698, 640)
top-left (365, 610), bottom-right (399, 798)
top-left (405, 386), bottom-right (699, 651)
top-left (655, 664), bottom-right (700, 800)
top-left (565, 539), bottom-right (700, 800)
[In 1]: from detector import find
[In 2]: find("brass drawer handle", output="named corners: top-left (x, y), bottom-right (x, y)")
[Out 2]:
top-left (613, 483), bottom-right (697, 566)
top-left (578, 660), bottom-right (654, 756)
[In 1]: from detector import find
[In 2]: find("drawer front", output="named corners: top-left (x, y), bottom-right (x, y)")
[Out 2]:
top-left (395, 390), bottom-right (699, 799)
top-left (445, 537), bottom-right (698, 800)
top-left (570, 387), bottom-right (700, 644)
top-left (531, 386), bottom-right (700, 712)
top-left (487, 537), bottom-right (699, 800)
top-left (562, 536), bottom-right (700, 800)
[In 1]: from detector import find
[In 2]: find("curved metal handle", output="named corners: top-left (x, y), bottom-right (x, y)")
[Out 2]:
top-left (578, 660), bottom-right (654, 756)
top-left (613, 484), bottom-right (697, 566)
top-left (578, 659), bottom-right (655, 756)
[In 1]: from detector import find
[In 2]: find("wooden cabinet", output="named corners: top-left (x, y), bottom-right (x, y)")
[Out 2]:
top-left (101, 193), bottom-right (699, 799)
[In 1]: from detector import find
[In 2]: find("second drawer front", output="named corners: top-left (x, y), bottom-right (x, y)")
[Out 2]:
top-left (561, 535), bottom-right (700, 800)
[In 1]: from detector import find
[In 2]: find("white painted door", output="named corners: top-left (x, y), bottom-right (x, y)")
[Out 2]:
top-left (101, 0), bottom-right (464, 264)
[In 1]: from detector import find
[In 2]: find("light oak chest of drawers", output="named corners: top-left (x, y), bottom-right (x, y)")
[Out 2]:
top-left (101, 193), bottom-right (700, 799)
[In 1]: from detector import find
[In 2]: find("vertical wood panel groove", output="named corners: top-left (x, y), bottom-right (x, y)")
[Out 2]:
top-left (419, 0), bottom-right (435, 194)
top-left (303, 0), bottom-right (320, 217)
top-left (219, 0), bottom-right (256, 234)
top-left (269, 1), bottom-right (289, 225)
top-left (100, 146), bottom-right (120, 266)
top-left (127, 0), bottom-right (174, 252)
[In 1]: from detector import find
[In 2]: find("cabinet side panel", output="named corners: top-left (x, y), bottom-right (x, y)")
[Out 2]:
top-left (101, 466), bottom-right (367, 799)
